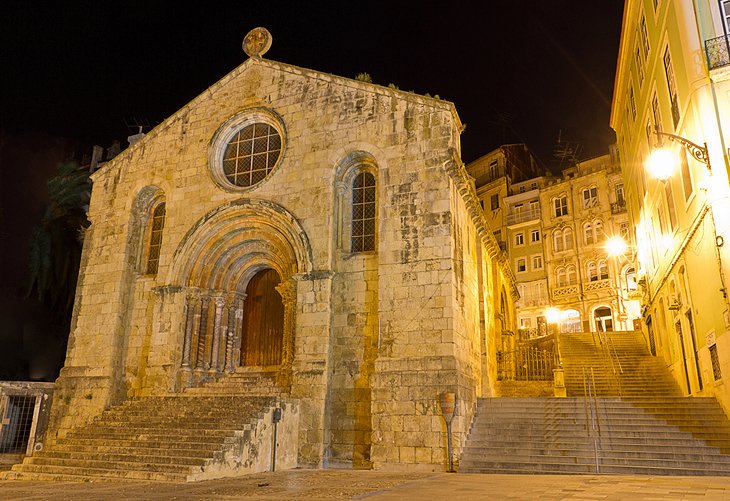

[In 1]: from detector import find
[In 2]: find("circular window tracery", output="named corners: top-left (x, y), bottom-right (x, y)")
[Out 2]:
top-left (209, 109), bottom-right (286, 191)
top-left (223, 123), bottom-right (282, 187)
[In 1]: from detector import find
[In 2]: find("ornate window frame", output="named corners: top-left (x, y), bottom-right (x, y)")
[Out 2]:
top-left (208, 108), bottom-right (287, 192)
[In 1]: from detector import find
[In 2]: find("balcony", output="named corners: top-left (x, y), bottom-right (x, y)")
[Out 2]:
top-left (611, 201), bottom-right (627, 214)
top-left (506, 207), bottom-right (541, 226)
top-left (706, 34), bottom-right (730, 70)
top-left (552, 284), bottom-right (579, 299)
top-left (583, 278), bottom-right (611, 292)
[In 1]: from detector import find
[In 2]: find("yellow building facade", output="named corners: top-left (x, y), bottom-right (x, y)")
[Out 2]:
top-left (612, 0), bottom-right (730, 408)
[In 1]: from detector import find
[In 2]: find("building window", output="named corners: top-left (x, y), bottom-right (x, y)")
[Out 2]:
top-left (615, 183), bottom-right (625, 205)
top-left (711, 343), bottom-right (722, 380)
top-left (209, 109), bottom-right (286, 191)
top-left (556, 267), bottom-right (567, 287)
top-left (532, 255), bottom-right (543, 270)
top-left (489, 160), bottom-right (499, 181)
top-left (619, 222), bottom-right (630, 239)
top-left (722, 1), bottom-right (730, 33)
top-left (584, 222), bottom-right (595, 245)
top-left (351, 172), bottom-right (376, 252)
top-left (635, 45), bottom-right (644, 86)
top-left (490, 193), bottom-right (500, 211)
top-left (530, 229), bottom-right (540, 242)
top-left (588, 261), bottom-right (598, 281)
top-left (665, 182), bottom-right (677, 230)
top-left (516, 258), bottom-right (527, 273)
top-left (680, 152), bottom-right (693, 201)
top-left (567, 265), bottom-right (577, 285)
top-left (640, 15), bottom-right (650, 59)
top-left (663, 46), bottom-right (680, 128)
top-left (652, 93), bottom-right (663, 135)
top-left (553, 195), bottom-right (568, 217)
top-left (553, 227), bottom-right (573, 252)
top-left (515, 232), bottom-right (525, 246)
top-left (582, 186), bottom-right (599, 208)
top-left (146, 201), bottom-right (166, 275)
top-left (223, 122), bottom-right (282, 187)
top-left (628, 85), bottom-right (637, 121)
top-left (598, 260), bottom-right (609, 280)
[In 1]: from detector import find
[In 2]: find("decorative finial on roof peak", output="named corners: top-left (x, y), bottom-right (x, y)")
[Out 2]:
top-left (243, 27), bottom-right (272, 58)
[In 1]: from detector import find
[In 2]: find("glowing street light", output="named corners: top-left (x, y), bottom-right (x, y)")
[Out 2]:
top-left (646, 148), bottom-right (677, 181)
top-left (545, 307), bottom-right (561, 324)
top-left (605, 236), bottom-right (629, 257)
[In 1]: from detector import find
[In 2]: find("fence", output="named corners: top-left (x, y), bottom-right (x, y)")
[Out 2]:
top-left (497, 346), bottom-right (558, 381)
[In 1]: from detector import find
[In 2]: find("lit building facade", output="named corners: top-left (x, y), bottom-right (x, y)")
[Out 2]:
top-left (469, 147), bottom-right (638, 338)
top-left (611, 0), bottom-right (730, 408)
top-left (539, 153), bottom-right (638, 334)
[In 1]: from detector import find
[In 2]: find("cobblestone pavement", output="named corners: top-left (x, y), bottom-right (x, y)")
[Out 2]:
top-left (3, 470), bottom-right (730, 500)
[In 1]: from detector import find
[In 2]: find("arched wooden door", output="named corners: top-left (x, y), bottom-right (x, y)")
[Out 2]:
top-left (241, 269), bottom-right (284, 366)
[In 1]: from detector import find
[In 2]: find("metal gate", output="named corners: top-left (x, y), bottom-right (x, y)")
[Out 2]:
top-left (497, 347), bottom-right (557, 381)
top-left (0, 395), bottom-right (37, 454)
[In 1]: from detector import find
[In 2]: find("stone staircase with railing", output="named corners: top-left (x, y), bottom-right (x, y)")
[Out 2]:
top-left (459, 331), bottom-right (730, 475)
top-left (1, 372), bottom-right (297, 482)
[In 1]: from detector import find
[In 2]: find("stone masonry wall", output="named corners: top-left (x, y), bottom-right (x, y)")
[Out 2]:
top-left (50, 56), bottom-right (516, 471)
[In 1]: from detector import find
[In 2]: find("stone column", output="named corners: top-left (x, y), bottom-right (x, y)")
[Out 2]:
top-left (275, 278), bottom-right (297, 385)
top-left (210, 295), bottom-right (226, 374)
top-left (225, 293), bottom-right (245, 373)
top-left (181, 293), bottom-right (199, 369)
top-left (196, 296), bottom-right (211, 371)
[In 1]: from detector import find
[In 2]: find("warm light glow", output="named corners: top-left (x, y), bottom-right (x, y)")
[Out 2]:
top-left (660, 234), bottom-right (674, 251)
top-left (605, 236), bottom-right (628, 257)
top-left (646, 148), bottom-right (677, 181)
top-left (546, 307), bottom-right (561, 324)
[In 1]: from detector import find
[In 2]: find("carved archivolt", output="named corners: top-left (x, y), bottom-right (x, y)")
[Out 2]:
top-left (168, 198), bottom-right (312, 292)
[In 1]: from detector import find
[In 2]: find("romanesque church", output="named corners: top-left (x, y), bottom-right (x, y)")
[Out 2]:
top-left (36, 30), bottom-right (517, 477)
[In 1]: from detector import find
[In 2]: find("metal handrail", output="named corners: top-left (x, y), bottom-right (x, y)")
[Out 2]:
top-left (582, 367), bottom-right (601, 473)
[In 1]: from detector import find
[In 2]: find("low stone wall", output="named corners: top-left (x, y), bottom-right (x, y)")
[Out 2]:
top-left (189, 398), bottom-right (299, 481)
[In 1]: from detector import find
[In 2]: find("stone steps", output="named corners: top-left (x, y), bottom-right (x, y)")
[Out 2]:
top-left (459, 332), bottom-right (730, 475)
top-left (1, 393), bottom-right (291, 482)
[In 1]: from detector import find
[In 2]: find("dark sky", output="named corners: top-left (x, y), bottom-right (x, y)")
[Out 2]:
top-left (1, 0), bottom-right (624, 166)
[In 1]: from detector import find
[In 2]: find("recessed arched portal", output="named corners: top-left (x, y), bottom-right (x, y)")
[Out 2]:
top-left (241, 268), bottom-right (284, 366)
top-left (169, 198), bottom-right (313, 385)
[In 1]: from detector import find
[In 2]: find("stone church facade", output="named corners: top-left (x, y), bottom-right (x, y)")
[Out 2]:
top-left (47, 48), bottom-right (517, 470)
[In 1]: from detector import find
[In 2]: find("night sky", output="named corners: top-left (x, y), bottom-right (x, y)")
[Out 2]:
top-left (1, 0), bottom-right (624, 165)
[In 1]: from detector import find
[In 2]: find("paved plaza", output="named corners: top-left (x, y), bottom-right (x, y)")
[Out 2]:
top-left (3, 470), bottom-right (730, 500)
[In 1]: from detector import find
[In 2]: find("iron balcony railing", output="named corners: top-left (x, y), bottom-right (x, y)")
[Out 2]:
top-left (506, 207), bottom-right (541, 226)
top-left (706, 34), bottom-right (730, 70)
top-left (611, 201), bottom-right (627, 214)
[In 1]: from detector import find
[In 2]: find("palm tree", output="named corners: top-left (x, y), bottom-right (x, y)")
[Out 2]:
top-left (27, 160), bottom-right (90, 319)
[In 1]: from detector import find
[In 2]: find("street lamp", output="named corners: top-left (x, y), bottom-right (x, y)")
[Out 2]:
top-left (650, 127), bottom-right (711, 173)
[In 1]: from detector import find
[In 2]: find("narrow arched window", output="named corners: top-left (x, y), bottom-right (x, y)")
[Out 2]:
top-left (587, 261), bottom-right (598, 282)
top-left (564, 228), bottom-right (574, 250)
top-left (351, 172), bottom-right (376, 252)
top-left (556, 267), bottom-right (567, 287)
top-left (598, 260), bottom-right (609, 280)
top-left (567, 265), bottom-right (577, 285)
top-left (584, 222), bottom-right (594, 245)
top-left (146, 202), bottom-right (166, 275)
top-left (594, 220), bottom-right (604, 242)
top-left (553, 231), bottom-right (564, 252)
